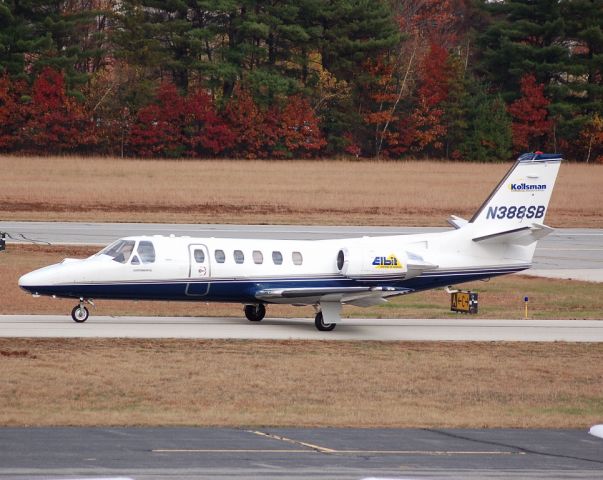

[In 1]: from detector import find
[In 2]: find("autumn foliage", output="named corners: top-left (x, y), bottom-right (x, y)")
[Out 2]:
top-left (0, 75), bottom-right (25, 151)
top-left (0, 70), bottom-right (327, 159)
top-left (23, 68), bottom-right (96, 153)
top-left (507, 74), bottom-right (552, 152)
top-left (0, 1), bottom-right (600, 161)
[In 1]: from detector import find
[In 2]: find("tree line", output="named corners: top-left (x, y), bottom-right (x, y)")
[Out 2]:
top-left (0, 0), bottom-right (601, 161)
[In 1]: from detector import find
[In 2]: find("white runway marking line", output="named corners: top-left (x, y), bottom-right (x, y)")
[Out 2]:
top-left (247, 429), bottom-right (337, 453)
top-left (149, 429), bottom-right (527, 456)
top-left (151, 448), bottom-right (524, 456)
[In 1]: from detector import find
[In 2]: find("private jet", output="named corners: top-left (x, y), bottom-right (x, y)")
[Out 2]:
top-left (19, 152), bottom-right (562, 331)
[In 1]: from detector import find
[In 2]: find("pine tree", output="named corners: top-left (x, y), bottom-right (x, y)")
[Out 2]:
top-left (320, 0), bottom-right (399, 83)
top-left (476, 0), bottom-right (567, 98)
top-left (442, 53), bottom-right (470, 159)
top-left (460, 82), bottom-right (512, 162)
top-left (557, 0), bottom-right (603, 154)
top-left (475, 0), bottom-right (603, 159)
top-left (0, 2), bottom-right (108, 89)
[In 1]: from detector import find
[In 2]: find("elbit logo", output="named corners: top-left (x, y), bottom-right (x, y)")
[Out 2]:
top-left (372, 254), bottom-right (403, 269)
top-left (509, 181), bottom-right (547, 192)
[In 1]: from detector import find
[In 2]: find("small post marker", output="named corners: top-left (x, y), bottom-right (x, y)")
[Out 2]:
top-left (524, 296), bottom-right (529, 319)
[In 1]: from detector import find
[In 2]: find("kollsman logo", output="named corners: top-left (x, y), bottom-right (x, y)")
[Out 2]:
top-left (372, 254), bottom-right (403, 269)
top-left (509, 181), bottom-right (547, 192)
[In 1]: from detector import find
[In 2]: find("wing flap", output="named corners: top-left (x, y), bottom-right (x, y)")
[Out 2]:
top-left (255, 286), bottom-right (412, 305)
top-left (256, 286), bottom-right (371, 300)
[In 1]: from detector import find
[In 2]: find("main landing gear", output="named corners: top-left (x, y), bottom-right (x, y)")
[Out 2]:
top-left (244, 304), bottom-right (266, 322)
top-left (243, 302), bottom-right (340, 331)
top-left (71, 298), bottom-right (93, 323)
top-left (314, 311), bottom-right (336, 331)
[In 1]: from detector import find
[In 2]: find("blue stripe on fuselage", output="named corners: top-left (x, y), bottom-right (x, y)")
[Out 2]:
top-left (20, 266), bottom-right (528, 303)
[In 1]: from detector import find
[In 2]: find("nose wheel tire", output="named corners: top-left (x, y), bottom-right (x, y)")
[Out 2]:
top-left (244, 304), bottom-right (266, 322)
top-left (315, 312), bottom-right (336, 331)
top-left (71, 305), bottom-right (89, 323)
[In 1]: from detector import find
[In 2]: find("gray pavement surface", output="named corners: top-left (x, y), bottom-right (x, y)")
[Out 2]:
top-left (1, 222), bottom-right (602, 281)
top-left (1, 316), bottom-right (602, 341)
top-left (0, 427), bottom-right (601, 479)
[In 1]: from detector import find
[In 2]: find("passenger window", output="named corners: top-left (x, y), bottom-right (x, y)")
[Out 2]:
top-left (194, 249), bottom-right (205, 263)
top-left (233, 250), bottom-right (244, 264)
top-left (131, 255), bottom-right (140, 265)
top-left (137, 241), bottom-right (156, 264)
top-left (253, 250), bottom-right (263, 264)
top-left (272, 251), bottom-right (283, 265)
top-left (292, 251), bottom-right (303, 265)
top-left (215, 249), bottom-right (225, 263)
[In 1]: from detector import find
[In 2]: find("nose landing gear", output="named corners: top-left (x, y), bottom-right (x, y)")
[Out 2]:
top-left (71, 298), bottom-right (93, 323)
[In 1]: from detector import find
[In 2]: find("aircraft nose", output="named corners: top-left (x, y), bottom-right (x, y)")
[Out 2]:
top-left (19, 271), bottom-right (40, 291)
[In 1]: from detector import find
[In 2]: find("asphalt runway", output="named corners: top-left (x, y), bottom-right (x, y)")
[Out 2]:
top-left (1, 316), bottom-right (602, 341)
top-left (0, 427), bottom-right (602, 479)
top-left (2, 221), bottom-right (602, 282)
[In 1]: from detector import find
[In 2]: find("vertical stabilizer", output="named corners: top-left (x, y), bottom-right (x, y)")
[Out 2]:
top-left (470, 153), bottom-right (562, 229)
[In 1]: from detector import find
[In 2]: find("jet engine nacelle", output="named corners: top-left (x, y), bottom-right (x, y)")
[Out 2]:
top-left (336, 247), bottom-right (408, 279)
top-left (336, 247), bottom-right (437, 280)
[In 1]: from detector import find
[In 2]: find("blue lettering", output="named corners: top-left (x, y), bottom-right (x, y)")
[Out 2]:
top-left (517, 206), bottom-right (526, 219)
top-left (372, 257), bottom-right (380, 265)
top-left (486, 205), bottom-right (547, 220)
top-left (535, 205), bottom-right (545, 218)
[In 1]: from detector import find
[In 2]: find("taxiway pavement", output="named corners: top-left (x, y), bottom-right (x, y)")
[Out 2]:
top-left (1, 316), bottom-right (602, 341)
top-left (2, 221), bottom-right (602, 282)
top-left (0, 427), bottom-right (601, 479)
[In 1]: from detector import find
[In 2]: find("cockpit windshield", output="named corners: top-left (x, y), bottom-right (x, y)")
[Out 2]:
top-left (97, 240), bottom-right (136, 264)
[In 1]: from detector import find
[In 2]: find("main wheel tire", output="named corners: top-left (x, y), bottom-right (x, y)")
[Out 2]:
top-left (71, 305), bottom-right (89, 323)
top-left (314, 311), bottom-right (336, 331)
top-left (244, 304), bottom-right (266, 322)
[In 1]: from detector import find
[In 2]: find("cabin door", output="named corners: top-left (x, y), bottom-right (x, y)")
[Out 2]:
top-left (186, 244), bottom-right (211, 296)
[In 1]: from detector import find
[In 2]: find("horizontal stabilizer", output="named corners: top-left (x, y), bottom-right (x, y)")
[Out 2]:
top-left (447, 215), bottom-right (468, 229)
top-left (472, 223), bottom-right (554, 246)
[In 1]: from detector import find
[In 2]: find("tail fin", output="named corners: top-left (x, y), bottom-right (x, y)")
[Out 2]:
top-left (469, 152), bottom-right (562, 229)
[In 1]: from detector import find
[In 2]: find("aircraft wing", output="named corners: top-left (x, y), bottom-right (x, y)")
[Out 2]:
top-left (255, 286), bottom-right (413, 306)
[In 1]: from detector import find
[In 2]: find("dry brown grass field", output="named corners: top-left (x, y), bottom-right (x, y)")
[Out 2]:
top-left (3, 245), bottom-right (603, 318)
top-left (1, 155), bottom-right (601, 226)
top-left (1, 338), bottom-right (601, 428)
